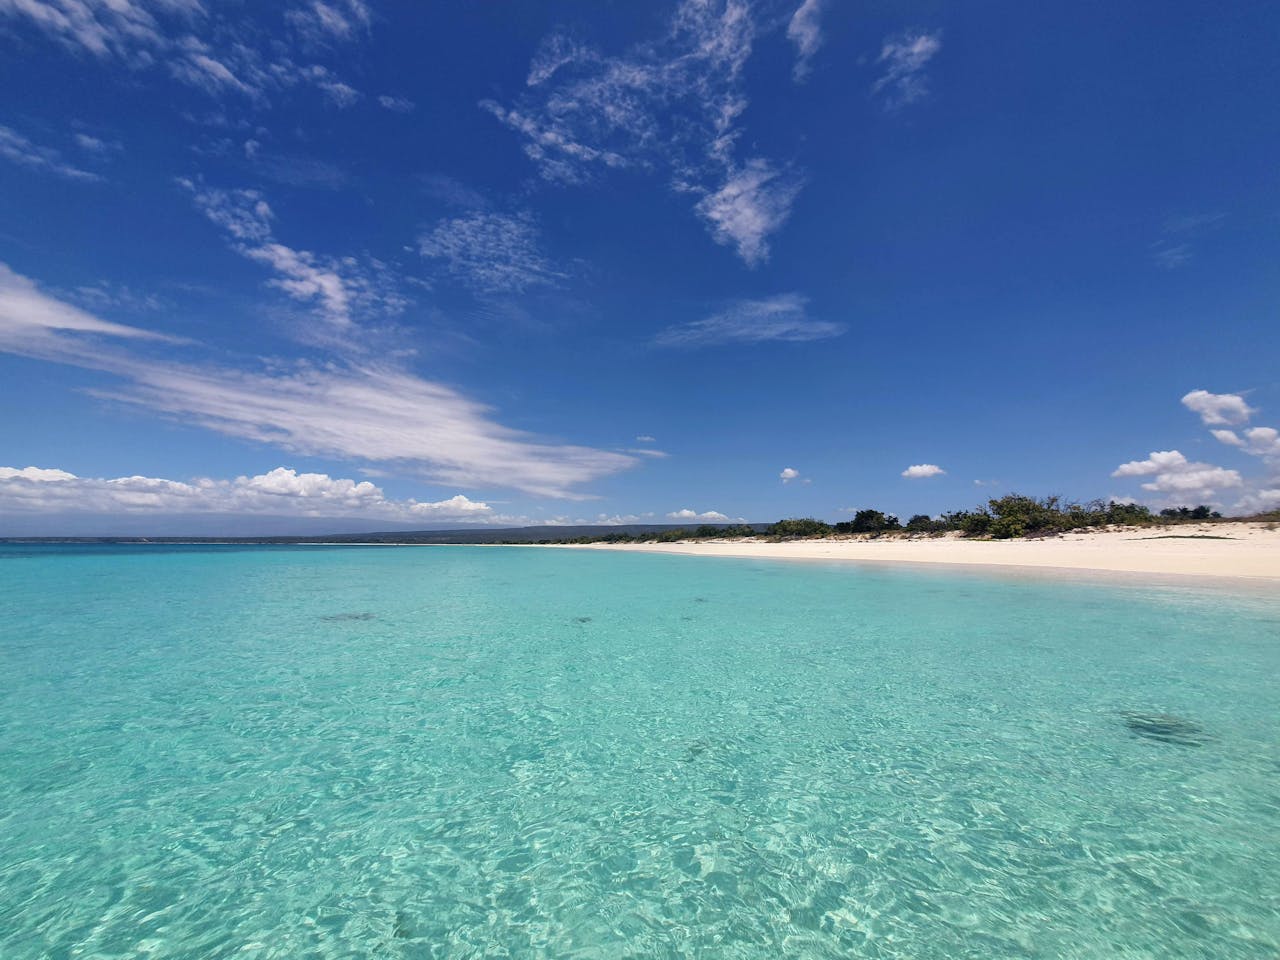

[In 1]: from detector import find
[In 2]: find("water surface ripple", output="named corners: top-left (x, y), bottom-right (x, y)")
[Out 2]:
top-left (1, 544), bottom-right (1277, 958)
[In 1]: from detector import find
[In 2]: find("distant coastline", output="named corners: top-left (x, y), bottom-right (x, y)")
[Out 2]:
top-left (7, 520), bottom-right (1278, 584)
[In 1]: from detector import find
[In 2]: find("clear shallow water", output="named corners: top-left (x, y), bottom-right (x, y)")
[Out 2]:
top-left (1, 544), bottom-right (1277, 959)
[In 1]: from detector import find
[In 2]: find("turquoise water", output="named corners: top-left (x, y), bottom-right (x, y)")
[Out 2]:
top-left (1, 545), bottom-right (1278, 959)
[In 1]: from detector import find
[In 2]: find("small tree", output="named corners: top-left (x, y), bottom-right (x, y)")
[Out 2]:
top-left (766, 517), bottom-right (832, 538)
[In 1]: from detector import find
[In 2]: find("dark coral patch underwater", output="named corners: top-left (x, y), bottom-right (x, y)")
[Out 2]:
top-left (1121, 711), bottom-right (1212, 747)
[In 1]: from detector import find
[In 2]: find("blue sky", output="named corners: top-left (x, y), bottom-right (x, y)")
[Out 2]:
top-left (1, 0), bottom-right (1278, 534)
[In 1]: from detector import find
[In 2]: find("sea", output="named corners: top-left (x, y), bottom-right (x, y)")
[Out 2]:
top-left (1, 543), bottom-right (1277, 959)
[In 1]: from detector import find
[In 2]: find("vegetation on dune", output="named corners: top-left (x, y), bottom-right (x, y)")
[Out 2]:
top-left (535, 494), bottom-right (1239, 545)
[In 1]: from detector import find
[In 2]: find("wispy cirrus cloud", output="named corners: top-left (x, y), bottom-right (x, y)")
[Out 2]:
top-left (418, 211), bottom-right (562, 295)
top-left (483, 0), bottom-right (801, 265)
top-left (786, 0), bottom-right (824, 81)
top-left (1151, 213), bottom-right (1226, 270)
top-left (0, 263), bottom-right (178, 352)
top-left (181, 179), bottom-right (408, 333)
top-left (0, 262), bottom-right (637, 498)
top-left (377, 94), bottom-right (414, 113)
top-left (0, 123), bottom-right (102, 181)
top-left (655, 293), bottom-right (843, 347)
top-left (286, 0), bottom-right (370, 48)
top-left (0, 0), bottom-right (366, 108)
top-left (694, 159), bottom-right (804, 266)
top-left (872, 30), bottom-right (942, 110)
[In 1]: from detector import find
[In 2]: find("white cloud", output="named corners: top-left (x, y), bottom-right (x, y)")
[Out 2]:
top-left (0, 263), bottom-right (179, 354)
top-left (1234, 487), bottom-right (1280, 514)
top-left (1151, 243), bottom-right (1191, 270)
top-left (622, 448), bottom-right (669, 459)
top-left (786, 0), bottom-right (824, 81)
top-left (1215, 426), bottom-right (1280, 463)
top-left (667, 508), bottom-right (730, 522)
top-left (170, 48), bottom-right (256, 97)
top-left (1151, 213), bottom-right (1225, 270)
top-left (377, 94), bottom-right (415, 113)
top-left (0, 124), bottom-right (102, 181)
top-left (0, 465), bottom-right (77, 481)
top-left (484, 0), bottom-right (802, 264)
top-left (1211, 429), bottom-right (1244, 447)
top-left (1241, 427), bottom-right (1280, 461)
top-left (0, 0), bottom-right (180, 62)
top-left (418, 211), bottom-right (562, 294)
top-left (1112, 450), bottom-right (1191, 477)
top-left (0, 0), bottom-right (365, 108)
top-left (1138, 467), bottom-right (1241, 496)
top-left (286, 0), bottom-right (371, 47)
top-left (72, 132), bottom-right (119, 153)
top-left (182, 181), bottom-right (407, 332)
top-left (0, 264), bottom-right (637, 498)
top-left (317, 78), bottom-right (360, 108)
top-left (901, 463), bottom-right (945, 479)
top-left (779, 467), bottom-right (800, 483)
top-left (1118, 390), bottom-right (1279, 514)
top-left (1112, 449), bottom-right (1241, 503)
top-left (872, 30), bottom-right (941, 110)
top-left (694, 159), bottom-right (802, 266)
top-left (0, 463), bottom-right (501, 522)
top-left (635, 435), bottom-right (656, 443)
top-left (1181, 389), bottom-right (1256, 426)
top-left (655, 293), bottom-right (842, 347)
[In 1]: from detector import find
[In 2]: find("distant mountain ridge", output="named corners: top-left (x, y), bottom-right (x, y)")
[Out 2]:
top-left (0, 523), bottom-right (770, 546)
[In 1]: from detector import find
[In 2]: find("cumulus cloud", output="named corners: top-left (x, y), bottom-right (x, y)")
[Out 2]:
top-left (1118, 389), bottom-right (1280, 513)
top-left (901, 463), bottom-right (945, 479)
top-left (1112, 389), bottom-right (1280, 513)
top-left (1181, 389), bottom-right (1256, 426)
top-left (1234, 487), bottom-right (1280, 514)
top-left (483, 0), bottom-right (802, 264)
top-left (0, 464), bottom-right (502, 522)
top-left (0, 263), bottom-right (637, 498)
top-left (655, 293), bottom-right (843, 347)
top-left (1112, 450), bottom-right (1191, 477)
top-left (667, 508), bottom-right (730, 522)
top-left (1240, 427), bottom-right (1280, 461)
top-left (1112, 449), bottom-right (1241, 502)
top-left (872, 30), bottom-right (941, 110)
top-left (0, 465), bottom-right (77, 482)
top-left (779, 467), bottom-right (800, 483)
top-left (418, 211), bottom-right (562, 294)
top-left (786, 0), bottom-right (824, 81)
top-left (0, 124), bottom-right (102, 181)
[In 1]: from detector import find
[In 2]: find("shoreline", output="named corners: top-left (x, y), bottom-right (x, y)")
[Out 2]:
top-left (550, 521), bottom-right (1280, 587)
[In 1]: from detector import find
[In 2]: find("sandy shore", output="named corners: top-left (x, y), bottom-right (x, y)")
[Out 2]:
top-left (561, 522), bottom-right (1280, 583)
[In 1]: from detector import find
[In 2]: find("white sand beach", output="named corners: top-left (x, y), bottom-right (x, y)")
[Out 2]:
top-left (563, 522), bottom-right (1280, 583)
